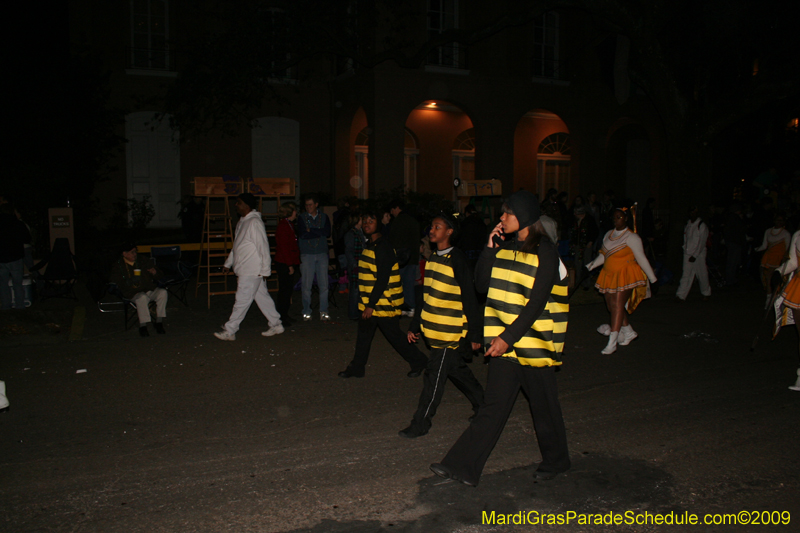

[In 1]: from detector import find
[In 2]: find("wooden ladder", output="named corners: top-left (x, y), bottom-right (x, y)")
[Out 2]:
top-left (196, 195), bottom-right (236, 308)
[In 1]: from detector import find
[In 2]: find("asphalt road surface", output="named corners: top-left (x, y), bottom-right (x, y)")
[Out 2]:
top-left (1, 280), bottom-right (798, 532)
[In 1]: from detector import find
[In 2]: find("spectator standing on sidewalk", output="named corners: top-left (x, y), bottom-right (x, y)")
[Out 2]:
top-left (297, 195), bottom-right (331, 322)
top-left (274, 202), bottom-right (301, 326)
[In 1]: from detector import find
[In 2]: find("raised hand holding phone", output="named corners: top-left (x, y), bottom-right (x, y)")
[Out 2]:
top-left (488, 222), bottom-right (505, 248)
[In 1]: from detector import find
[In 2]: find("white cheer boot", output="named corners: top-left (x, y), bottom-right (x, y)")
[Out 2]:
top-left (601, 332), bottom-right (618, 354)
top-left (618, 325), bottom-right (638, 346)
top-left (0, 381), bottom-right (8, 411)
top-left (790, 368), bottom-right (800, 392)
top-left (597, 324), bottom-right (611, 336)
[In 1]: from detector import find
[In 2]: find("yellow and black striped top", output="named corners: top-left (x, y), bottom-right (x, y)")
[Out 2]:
top-left (484, 248), bottom-right (568, 366)
top-left (420, 252), bottom-right (469, 348)
top-left (358, 244), bottom-right (404, 317)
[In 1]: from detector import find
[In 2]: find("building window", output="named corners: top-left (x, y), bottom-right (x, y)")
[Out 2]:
top-left (335, 0), bottom-right (360, 76)
top-left (452, 128), bottom-right (475, 182)
top-left (265, 8), bottom-right (294, 80)
top-left (532, 11), bottom-right (559, 79)
top-left (427, 0), bottom-right (465, 69)
top-left (130, 0), bottom-right (170, 70)
top-left (537, 132), bottom-right (570, 198)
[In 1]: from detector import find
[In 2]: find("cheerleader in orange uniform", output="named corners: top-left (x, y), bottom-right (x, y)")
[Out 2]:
top-left (755, 215), bottom-right (790, 308)
top-left (777, 230), bottom-right (800, 391)
top-left (586, 208), bottom-right (657, 354)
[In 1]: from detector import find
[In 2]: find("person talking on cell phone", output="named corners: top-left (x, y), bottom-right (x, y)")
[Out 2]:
top-left (430, 190), bottom-right (571, 487)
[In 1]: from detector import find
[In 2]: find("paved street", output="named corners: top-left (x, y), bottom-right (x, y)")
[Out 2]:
top-left (1, 280), bottom-right (798, 532)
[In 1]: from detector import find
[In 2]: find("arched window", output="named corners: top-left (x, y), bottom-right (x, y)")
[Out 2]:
top-left (537, 132), bottom-right (570, 198)
top-left (452, 128), bottom-right (476, 182)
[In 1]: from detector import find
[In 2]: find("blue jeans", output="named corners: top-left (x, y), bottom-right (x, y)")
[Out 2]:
top-left (400, 264), bottom-right (417, 310)
top-left (0, 259), bottom-right (25, 310)
top-left (300, 253), bottom-right (329, 315)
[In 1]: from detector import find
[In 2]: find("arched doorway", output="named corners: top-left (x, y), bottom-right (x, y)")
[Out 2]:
top-left (513, 109), bottom-right (571, 197)
top-left (405, 100), bottom-right (474, 198)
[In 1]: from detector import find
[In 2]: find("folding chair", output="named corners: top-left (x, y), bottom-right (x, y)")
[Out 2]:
top-left (98, 283), bottom-right (155, 331)
top-left (30, 238), bottom-right (78, 301)
top-left (150, 245), bottom-right (193, 306)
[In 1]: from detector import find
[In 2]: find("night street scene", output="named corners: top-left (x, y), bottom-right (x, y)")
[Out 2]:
top-left (3, 1), bottom-right (799, 531)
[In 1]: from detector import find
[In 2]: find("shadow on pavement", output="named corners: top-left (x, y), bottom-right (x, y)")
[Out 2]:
top-left (286, 454), bottom-right (676, 532)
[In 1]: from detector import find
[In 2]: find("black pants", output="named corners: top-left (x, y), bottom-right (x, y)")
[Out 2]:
top-left (348, 315), bottom-right (427, 374)
top-left (439, 357), bottom-right (570, 486)
top-left (275, 262), bottom-right (296, 320)
top-left (409, 346), bottom-right (484, 431)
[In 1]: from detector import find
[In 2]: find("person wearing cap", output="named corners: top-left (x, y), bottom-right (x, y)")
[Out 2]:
top-left (586, 207), bottom-right (658, 354)
top-left (109, 242), bottom-right (168, 337)
top-left (676, 206), bottom-right (712, 302)
top-left (400, 212), bottom-right (485, 439)
top-left (430, 190), bottom-right (571, 487)
top-left (214, 193), bottom-right (283, 341)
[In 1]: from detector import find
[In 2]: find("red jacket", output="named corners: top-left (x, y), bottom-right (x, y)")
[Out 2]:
top-left (275, 217), bottom-right (301, 265)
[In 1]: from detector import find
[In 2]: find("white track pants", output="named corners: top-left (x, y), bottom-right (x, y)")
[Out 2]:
top-left (224, 276), bottom-right (281, 334)
top-left (676, 252), bottom-right (711, 300)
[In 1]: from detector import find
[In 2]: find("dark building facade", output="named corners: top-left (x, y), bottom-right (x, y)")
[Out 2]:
top-left (71, 0), bottom-right (669, 228)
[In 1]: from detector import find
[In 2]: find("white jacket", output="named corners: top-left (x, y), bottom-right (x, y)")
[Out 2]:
top-left (683, 218), bottom-right (708, 259)
top-left (224, 210), bottom-right (271, 277)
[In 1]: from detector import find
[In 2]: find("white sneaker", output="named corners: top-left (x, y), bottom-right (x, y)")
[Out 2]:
top-left (596, 324), bottom-right (611, 336)
top-left (262, 324), bottom-right (285, 337)
top-left (401, 309), bottom-right (415, 317)
top-left (601, 332), bottom-right (618, 354)
top-left (303, 314), bottom-right (312, 322)
top-left (320, 312), bottom-right (330, 321)
top-left (618, 326), bottom-right (638, 346)
top-left (214, 330), bottom-right (236, 341)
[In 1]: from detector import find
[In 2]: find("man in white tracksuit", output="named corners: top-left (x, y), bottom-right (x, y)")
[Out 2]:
top-left (214, 193), bottom-right (284, 341)
top-left (676, 206), bottom-right (711, 301)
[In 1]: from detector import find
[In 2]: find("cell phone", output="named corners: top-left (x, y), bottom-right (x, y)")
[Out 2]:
top-left (492, 234), bottom-right (505, 247)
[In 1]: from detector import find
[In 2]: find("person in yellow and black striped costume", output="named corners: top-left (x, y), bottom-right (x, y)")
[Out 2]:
top-left (431, 190), bottom-right (571, 487)
top-left (400, 213), bottom-right (485, 438)
top-left (338, 210), bottom-right (428, 379)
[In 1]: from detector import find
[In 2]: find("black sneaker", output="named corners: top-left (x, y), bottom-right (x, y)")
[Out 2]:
top-left (398, 425), bottom-right (429, 439)
top-left (139, 326), bottom-right (149, 337)
top-left (338, 367), bottom-right (365, 378)
top-left (154, 323), bottom-right (166, 334)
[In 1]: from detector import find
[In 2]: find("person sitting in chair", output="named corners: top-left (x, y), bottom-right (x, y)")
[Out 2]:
top-left (109, 243), bottom-right (167, 337)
